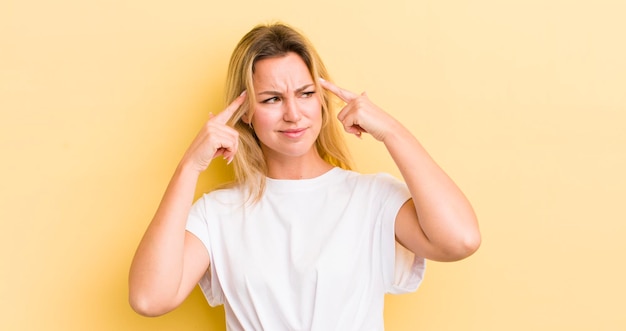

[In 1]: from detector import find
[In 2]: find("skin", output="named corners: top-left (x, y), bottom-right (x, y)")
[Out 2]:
top-left (318, 78), bottom-right (481, 262)
top-left (243, 53), bottom-right (332, 179)
top-left (128, 52), bottom-right (480, 317)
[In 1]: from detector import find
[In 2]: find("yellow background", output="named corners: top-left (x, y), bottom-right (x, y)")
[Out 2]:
top-left (2, 0), bottom-right (625, 330)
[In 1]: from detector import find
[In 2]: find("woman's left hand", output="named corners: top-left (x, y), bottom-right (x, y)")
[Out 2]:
top-left (320, 79), bottom-right (399, 141)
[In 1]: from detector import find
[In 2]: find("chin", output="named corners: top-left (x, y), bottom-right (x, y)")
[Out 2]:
top-left (262, 144), bottom-right (318, 159)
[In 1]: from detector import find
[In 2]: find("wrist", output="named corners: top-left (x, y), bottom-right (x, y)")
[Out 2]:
top-left (380, 118), bottom-right (407, 144)
top-left (176, 158), bottom-right (204, 178)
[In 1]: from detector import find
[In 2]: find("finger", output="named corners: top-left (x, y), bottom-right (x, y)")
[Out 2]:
top-left (319, 78), bottom-right (357, 102)
top-left (341, 117), bottom-right (366, 138)
top-left (211, 127), bottom-right (239, 164)
top-left (212, 136), bottom-right (237, 160)
top-left (213, 90), bottom-right (247, 125)
top-left (222, 132), bottom-right (239, 164)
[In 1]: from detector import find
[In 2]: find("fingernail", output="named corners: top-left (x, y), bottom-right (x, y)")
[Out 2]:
top-left (319, 77), bottom-right (326, 82)
top-left (240, 90), bottom-right (247, 96)
top-left (227, 157), bottom-right (233, 165)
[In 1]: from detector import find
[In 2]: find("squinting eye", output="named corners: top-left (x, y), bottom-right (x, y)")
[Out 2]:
top-left (262, 97), bottom-right (280, 104)
top-left (301, 91), bottom-right (316, 98)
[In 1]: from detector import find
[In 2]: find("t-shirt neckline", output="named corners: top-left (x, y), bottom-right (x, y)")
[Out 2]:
top-left (265, 167), bottom-right (343, 192)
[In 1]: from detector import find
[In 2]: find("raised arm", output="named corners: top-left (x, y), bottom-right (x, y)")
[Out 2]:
top-left (320, 79), bottom-right (480, 261)
top-left (128, 92), bottom-right (246, 316)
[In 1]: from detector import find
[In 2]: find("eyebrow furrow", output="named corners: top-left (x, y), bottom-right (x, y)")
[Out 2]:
top-left (258, 84), bottom-right (314, 96)
top-left (295, 84), bottom-right (314, 93)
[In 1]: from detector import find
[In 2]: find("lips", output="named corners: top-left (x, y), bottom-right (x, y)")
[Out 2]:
top-left (279, 127), bottom-right (307, 138)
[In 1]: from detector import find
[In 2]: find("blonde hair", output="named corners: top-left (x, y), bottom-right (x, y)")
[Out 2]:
top-left (223, 22), bottom-right (353, 202)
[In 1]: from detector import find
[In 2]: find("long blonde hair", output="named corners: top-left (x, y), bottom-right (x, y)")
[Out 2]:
top-left (223, 22), bottom-right (353, 202)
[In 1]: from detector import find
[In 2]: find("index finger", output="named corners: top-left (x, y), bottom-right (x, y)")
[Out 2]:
top-left (213, 90), bottom-right (247, 125)
top-left (319, 78), bottom-right (357, 102)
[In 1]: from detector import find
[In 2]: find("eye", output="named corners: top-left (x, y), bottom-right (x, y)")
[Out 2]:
top-left (301, 91), bottom-right (316, 98)
top-left (261, 96), bottom-right (280, 104)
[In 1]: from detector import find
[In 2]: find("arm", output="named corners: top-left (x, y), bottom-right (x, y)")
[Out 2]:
top-left (128, 92), bottom-right (246, 316)
top-left (320, 80), bottom-right (480, 261)
top-left (383, 123), bottom-right (480, 262)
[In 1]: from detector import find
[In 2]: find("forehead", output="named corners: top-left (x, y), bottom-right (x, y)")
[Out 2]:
top-left (252, 52), bottom-right (312, 88)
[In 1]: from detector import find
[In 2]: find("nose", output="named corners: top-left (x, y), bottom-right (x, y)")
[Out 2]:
top-left (283, 97), bottom-right (301, 122)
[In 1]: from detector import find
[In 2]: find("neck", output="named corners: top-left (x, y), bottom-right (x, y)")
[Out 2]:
top-left (264, 153), bottom-right (333, 180)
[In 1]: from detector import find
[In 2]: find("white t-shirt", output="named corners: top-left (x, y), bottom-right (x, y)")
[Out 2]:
top-left (186, 167), bottom-right (425, 331)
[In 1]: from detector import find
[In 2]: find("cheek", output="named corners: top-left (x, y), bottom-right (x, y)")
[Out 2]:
top-left (301, 99), bottom-right (323, 119)
top-left (250, 108), bottom-right (278, 130)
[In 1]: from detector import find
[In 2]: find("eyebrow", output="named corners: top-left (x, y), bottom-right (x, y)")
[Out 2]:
top-left (257, 84), bottom-right (315, 96)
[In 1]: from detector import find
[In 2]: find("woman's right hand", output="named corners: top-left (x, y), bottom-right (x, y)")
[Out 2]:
top-left (181, 91), bottom-right (247, 172)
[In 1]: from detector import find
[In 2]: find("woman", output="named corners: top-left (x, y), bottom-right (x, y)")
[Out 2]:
top-left (129, 22), bottom-right (480, 330)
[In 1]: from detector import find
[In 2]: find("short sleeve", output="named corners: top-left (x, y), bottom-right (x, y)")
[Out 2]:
top-left (375, 173), bottom-right (426, 294)
top-left (186, 196), bottom-right (210, 250)
top-left (185, 195), bottom-right (225, 306)
top-left (388, 241), bottom-right (426, 294)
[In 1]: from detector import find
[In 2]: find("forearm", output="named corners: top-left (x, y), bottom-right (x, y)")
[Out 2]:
top-left (128, 161), bottom-right (200, 313)
top-left (383, 121), bottom-right (480, 258)
top-left (319, 79), bottom-right (479, 259)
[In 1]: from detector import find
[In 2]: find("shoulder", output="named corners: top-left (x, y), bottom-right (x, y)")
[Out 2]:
top-left (338, 168), bottom-right (405, 187)
top-left (330, 169), bottom-right (408, 203)
top-left (197, 185), bottom-right (246, 208)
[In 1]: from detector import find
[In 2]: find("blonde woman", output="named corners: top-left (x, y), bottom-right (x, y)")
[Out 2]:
top-left (129, 22), bottom-right (480, 330)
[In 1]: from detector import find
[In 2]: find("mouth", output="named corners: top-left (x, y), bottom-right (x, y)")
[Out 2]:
top-left (279, 127), bottom-right (307, 138)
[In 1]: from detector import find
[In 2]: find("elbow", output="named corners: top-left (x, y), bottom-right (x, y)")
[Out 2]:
top-left (460, 231), bottom-right (481, 258)
top-left (129, 291), bottom-right (174, 317)
top-left (448, 230), bottom-right (481, 261)
top-left (434, 230), bottom-right (481, 262)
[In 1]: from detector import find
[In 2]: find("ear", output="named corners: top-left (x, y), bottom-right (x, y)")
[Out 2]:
top-left (241, 113), bottom-right (251, 124)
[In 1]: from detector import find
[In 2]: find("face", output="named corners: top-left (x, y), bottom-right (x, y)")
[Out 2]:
top-left (246, 52), bottom-right (322, 161)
